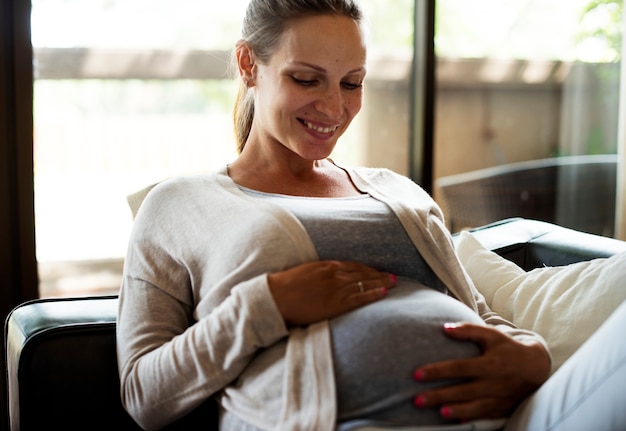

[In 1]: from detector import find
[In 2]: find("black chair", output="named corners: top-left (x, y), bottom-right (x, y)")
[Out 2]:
top-left (436, 154), bottom-right (617, 236)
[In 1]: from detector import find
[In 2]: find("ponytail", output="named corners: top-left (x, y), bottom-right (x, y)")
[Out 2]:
top-left (233, 81), bottom-right (254, 154)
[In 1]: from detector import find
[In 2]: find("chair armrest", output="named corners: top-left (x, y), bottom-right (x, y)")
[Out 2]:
top-left (5, 296), bottom-right (218, 430)
top-left (454, 218), bottom-right (626, 270)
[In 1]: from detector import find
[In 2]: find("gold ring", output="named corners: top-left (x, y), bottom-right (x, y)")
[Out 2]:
top-left (358, 281), bottom-right (364, 293)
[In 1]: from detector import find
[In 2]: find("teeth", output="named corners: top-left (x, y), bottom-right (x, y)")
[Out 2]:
top-left (304, 121), bottom-right (337, 134)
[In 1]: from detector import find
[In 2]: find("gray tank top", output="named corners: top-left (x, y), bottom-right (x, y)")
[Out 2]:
top-left (237, 188), bottom-right (482, 429)
top-left (240, 189), bottom-right (443, 290)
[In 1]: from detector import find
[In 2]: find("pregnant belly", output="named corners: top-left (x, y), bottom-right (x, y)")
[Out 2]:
top-left (330, 279), bottom-right (484, 427)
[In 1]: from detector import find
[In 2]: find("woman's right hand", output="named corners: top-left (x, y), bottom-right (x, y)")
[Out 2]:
top-left (267, 261), bottom-right (397, 326)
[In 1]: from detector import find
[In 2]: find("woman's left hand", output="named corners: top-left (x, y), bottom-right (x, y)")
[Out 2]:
top-left (412, 322), bottom-right (551, 422)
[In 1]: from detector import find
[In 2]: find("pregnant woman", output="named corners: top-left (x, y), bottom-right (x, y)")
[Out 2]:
top-left (116, 1), bottom-right (560, 430)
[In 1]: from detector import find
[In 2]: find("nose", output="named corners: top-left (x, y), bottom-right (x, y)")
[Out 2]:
top-left (315, 85), bottom-right (343, 120)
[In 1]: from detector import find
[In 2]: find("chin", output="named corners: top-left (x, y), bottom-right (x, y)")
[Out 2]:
top-left (292, 143), bottom-right (336, 161)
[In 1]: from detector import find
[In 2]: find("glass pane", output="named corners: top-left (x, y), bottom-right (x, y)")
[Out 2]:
top-left (433, 0), bottom-right (623, 237)
top-left (32, 0), bottom-right (414, 297)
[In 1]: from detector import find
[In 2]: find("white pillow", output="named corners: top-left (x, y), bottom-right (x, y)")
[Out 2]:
top-left (456, 231), bottom-right (626, 373)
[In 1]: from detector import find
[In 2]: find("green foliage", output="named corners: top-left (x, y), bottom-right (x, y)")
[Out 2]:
top-left (578, 0), bottom-right (623, 61)
top-left (434, 0), bottom-right (622, 61)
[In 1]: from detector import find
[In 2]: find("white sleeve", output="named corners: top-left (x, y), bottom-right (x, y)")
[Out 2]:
top-left (117, 263), bottom-right (288, 430)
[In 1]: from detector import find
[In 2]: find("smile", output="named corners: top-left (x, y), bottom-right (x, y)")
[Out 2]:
top-left (302, 120), bottom-right (339, 134)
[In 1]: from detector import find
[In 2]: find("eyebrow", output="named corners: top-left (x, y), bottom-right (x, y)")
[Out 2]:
top-left (288, 61), bottom-right (366, 75)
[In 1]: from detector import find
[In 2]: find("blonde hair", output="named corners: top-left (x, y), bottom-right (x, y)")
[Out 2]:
top-left (232, 0), bottom-right (363, 154)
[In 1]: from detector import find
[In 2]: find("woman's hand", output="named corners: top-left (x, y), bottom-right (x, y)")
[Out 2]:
top-left (267, 260), bottom-right (396, 326)
top-left (412, 323), bottom-right (551, 422)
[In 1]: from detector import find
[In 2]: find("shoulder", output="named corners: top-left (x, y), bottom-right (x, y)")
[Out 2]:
top-left (347, 166), bottom-right (431, 198)
top-left (127, 170), bottom-right (238, 259)
top-left (347, 165), bottom-right (415, 186)
top-left (148, 174), bottom-right (215, 201)
top-left (348, 165), bottom-right (400, 181)
top-left (133, 170), bottom-right (230, 219)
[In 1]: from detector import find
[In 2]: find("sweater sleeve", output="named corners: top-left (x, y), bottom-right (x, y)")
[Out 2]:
top-left (117, 273), bottom-right (288, 430)
top-left (470, 277), bottom-right (552, 352)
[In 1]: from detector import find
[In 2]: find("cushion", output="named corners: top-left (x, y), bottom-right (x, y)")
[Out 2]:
top-left (456, 231), bottom-right (626, 373)
top-left (127, 183), bottom-right (159, 219)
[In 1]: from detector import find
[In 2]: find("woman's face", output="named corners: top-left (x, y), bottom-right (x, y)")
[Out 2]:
top-left (249, 14), bottom-right (367, 161)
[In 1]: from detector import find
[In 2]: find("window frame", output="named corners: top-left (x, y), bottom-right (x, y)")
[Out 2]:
top-left (1, 0), bottom-right (38, 428)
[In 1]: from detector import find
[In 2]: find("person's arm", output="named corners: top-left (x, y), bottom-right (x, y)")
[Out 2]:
top-left (118, 260), bottom-right (397, 430)
top-left (117, 270), bottom-right (288, 430)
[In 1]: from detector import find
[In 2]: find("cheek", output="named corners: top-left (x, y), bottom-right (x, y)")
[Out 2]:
top-left (346, 92), bottom-right (363, 116)
top-left (256, 83), bottom-right (292, 117)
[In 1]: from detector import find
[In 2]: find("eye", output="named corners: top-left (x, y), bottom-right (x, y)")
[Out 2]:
top-left (342, 81), bottom-right (363, 90)
top-left (292, 76), bottom-right (318, 86)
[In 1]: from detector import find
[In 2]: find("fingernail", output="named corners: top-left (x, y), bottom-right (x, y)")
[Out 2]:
top-left (413, 395), bottom-right (426, 408)
top-left (440, 406), bottom-right (453, 418)
top-left (443, 322), bottom-right (459, 331)
top-left (380, 287), bottom-right (388, 296)
top-left (413, 369), bottom-right (426, 381)
top-left (389, 274), bottom-right (397, 284)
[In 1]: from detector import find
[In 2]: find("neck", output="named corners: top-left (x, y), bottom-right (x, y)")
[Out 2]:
top-left (228, 152), bottom-right (360, 198)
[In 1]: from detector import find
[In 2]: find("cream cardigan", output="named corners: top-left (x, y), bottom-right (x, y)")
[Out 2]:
top-left (117, 165), bottom-right (546, 430)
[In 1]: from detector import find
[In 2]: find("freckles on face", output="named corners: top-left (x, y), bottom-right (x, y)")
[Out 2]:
top-left (252, 14), bottom-right (367, 158)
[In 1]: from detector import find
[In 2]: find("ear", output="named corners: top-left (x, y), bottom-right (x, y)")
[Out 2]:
top-left (236, 43), bottom-right (256, 87)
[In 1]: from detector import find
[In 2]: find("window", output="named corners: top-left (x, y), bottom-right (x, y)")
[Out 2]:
top-left (31, 0), bottom-right (416, 297)
top-left (433, 0), bottom-right (624, 237)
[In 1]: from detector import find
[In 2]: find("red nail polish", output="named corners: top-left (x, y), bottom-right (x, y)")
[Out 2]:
top-left (443, 322), bottom-right (459, 331)
top-left (414, 395), bottom-right (426, 408)
top-left (390, 274), bottom-right (397, 284)
top-left (413, 369), bottom-right (426, 380)
top-left (440, 406), bottom-right (453, 418)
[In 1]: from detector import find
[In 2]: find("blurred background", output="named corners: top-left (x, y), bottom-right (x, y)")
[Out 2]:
top-left (28, 0), bottom-right (623, 296)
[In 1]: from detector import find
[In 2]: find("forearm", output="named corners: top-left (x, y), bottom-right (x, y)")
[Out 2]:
top-left (117, 276), bottom-right (288, 430)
